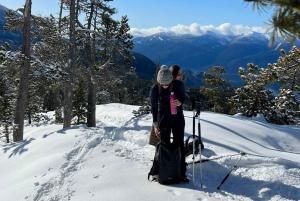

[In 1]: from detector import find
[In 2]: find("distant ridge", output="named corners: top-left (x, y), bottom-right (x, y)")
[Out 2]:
top-left (132, 31), bottom-right (299, 74)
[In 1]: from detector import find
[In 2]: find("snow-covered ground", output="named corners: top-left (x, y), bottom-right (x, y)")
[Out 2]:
top-left (1, 103), bottom-right (300, 201)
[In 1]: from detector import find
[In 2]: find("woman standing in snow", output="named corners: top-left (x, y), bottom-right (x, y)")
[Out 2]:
top-left (150, 65), bottom-right (189, 182)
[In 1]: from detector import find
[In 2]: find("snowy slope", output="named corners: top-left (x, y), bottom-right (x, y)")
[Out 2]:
top-left (1, 103), bottom-right (300, 201)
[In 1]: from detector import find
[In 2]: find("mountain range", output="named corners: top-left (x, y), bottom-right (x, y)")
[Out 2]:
top-left (132, 31), bottom-right (299, 74)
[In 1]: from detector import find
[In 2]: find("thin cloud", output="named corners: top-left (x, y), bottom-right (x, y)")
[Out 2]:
top-left (129, 23), bottom-right (266, 37)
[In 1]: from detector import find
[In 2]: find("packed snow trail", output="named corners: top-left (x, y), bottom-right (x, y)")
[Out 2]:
top-left (1, 104), bottom-right (300, 201)
top-left (30, 127), bottom-right (105, 201)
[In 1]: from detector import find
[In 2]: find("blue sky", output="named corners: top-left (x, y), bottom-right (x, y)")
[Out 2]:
top-left (0, 0), bottom-right (274, 36)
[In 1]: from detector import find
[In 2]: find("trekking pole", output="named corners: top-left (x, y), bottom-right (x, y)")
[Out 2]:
top-left (197, 107), bottom-right (203, 188)
top-left (217, 152), bottom-right (245, 190)
top-left (188, 152), bottom-right (244, 164)
top-left (191, 98), bottom-right (196, 188)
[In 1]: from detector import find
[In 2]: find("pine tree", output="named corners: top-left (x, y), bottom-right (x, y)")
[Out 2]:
top-left (265, 46), bottom-right (300, 124)
top-left (5, 3), bottom-right (72, 130)
top-left (267, 46), bottom-right (300, 96)
top-left (26, 74), bottom-right (47, 124)
top-left (72, 81), bottom-right (88, 125)
top-left (267, 89), bottom-right (299, 125)
top-left (30, 13), bottom-right (71, 125)
top-left (184, 87), bottom-right (210, 111)
top-left (63, 0), bottom-right (76, 129)
top-left (0, 78), bottom-right (16, 143)
top-left (200, 66), bottom-right (235, 114)
top-left (230, 63), bottom-right (274, 117)
top-left (0, 45), bottom-right (18, 143)
top-left (74, 0), bottom-right (134, 127)
top-left (245, 0), bottom-right (300, 46)
top-left (12, 0), bottom-right (32, 142)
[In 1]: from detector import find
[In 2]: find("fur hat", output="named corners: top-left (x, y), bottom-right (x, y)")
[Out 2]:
top-left (157, 65), bottom-right (173, 85)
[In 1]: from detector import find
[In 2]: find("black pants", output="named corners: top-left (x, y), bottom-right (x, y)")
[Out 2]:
top-left (158, 112), bottom-right (186, 176)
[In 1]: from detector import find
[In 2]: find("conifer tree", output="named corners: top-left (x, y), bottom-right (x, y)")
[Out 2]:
top-left (200, 66), bottom-right (234, 114)
top-left (72, 81), bottom-right (88, 125)
top-left (63, 0), bottom-right (76, 129)
top-left (12, 0), bottom-right (32, 142)
top-left (267, 89), bottom-right (299, 125)
top-left (25, 75), bottom-right (47, 124)
top-left (245, 0), bottom-right (300, 46)
top-left (265, 46), bottom-right (300, 124)
top-left (0, 78), bottom-right (16, 143)
top-left (267, 46), bottom-right (300, 96)
top-left (0, 45), bottom-right (18, 143)
top-left (73, 0), bottom-right (133, 127)
top-left (5, 3), bottom-right (71, 130)
top-left (230, 63), bottom-right (274, 117)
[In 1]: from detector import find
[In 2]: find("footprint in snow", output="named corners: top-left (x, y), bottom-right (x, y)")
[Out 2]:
top-left (166, 189), bottom-right (181, 196)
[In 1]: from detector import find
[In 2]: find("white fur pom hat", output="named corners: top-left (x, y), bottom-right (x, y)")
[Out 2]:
top-left (157, 65), bottom-right (173, 85)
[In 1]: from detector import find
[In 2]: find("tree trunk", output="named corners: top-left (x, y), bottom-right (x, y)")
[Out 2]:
top-left (58, 0), bottom-right (63, 30)
top-left (13, 0), bottom-right (32, 142)
top-left (63, 0), bottom-right (76, 128)
top-left (5, 125), bottom-right (9, 143)
top-left (87, 79), bottom-right (96, 127)
top-left (28, 112), bottom-right (31, 124)
top-left (86, 3), bottom-right (96, 127)
top-left (63, 84), bottom-right (73, 128)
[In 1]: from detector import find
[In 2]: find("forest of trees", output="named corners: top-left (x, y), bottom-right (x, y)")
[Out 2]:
top-left (200, 47), bottom-right (300, 125)
top-left (0, 0), bottom-right (140, 143)
top-left (0, 0), bottom-right (299, 143)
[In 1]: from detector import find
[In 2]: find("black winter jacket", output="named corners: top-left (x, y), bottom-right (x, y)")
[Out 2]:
top-left (150, 80), bottom-right (186, 125)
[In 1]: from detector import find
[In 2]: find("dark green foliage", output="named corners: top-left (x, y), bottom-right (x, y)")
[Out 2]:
top-left (55, 109), bottom-right (63, 124)
top-left (132, 105), bottom-right (151, 118)
top-left (267, 46), bottom-right (300, 96)
top-left (266, 89), bottom-right (299, 125)
top-left (0, 46), bottom-right (18, 143)
top-left (230, 63), bottom-right (274, 117)
top-left (265, 46), bottom-right (300, 124)
top-left (0, 77), bottom-right (16, 143)
top-left (95, 67), bottom-right (142, 105)
top-left (245, 0), bottom-right (300, 45)
top-left (224, 46), bottom-right (299, 124)
top-left (184, 87), bottom-right (210, 111)
top-left (74, 1), bottom-right (135, 127)
top-left (200, 66), bottom-right (235, 114)
top-left (26, 71), bottom-right (50, 124)
top-left (72, 81), bottom-right (88, 125)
